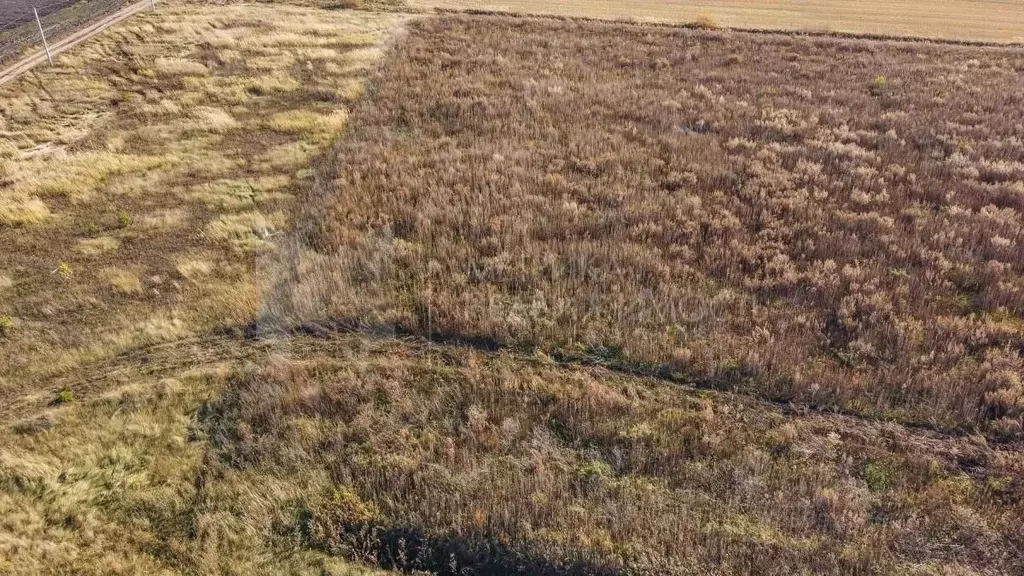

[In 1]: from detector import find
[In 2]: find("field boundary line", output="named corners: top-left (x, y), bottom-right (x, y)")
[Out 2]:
top-left (7, 320), bottom-right (1023, 453)
top-left (437, 7), bottom-right (1024, 49)
top-left (0, 0), bottom-right (151, 85)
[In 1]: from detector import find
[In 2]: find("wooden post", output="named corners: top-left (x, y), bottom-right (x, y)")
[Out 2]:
top-left (33, 7), bottom-right (52, 65)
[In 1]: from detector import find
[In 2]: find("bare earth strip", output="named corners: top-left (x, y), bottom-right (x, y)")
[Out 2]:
top-left (407, 0), bottom-right (1024, 43)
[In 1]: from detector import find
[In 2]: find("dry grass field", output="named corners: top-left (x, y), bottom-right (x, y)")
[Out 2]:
top-left (274, 15), bottom-right (1024, 434)
top-left (200, 336), bottom-right (1024, 575)
top-left (3, 330), bottom-right (1018, 575)
top-left (408, 0), bottom-right (1024, 44)
top-left (0, 0), bottom-right (404, 397)
top-left (0, 2), bottom-right (407, 573)
top-left (2, 1), bottom-right (1024, 575)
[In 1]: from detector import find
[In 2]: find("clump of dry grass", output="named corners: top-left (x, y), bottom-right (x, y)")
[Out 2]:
top-left (186, 106), bottom-right (239, 133)
top-left (271, 15), bottom-right (1024, 435)
top-left (74, 236), bottom-right (120, 255)
top-left (9, 152), bottom-right (170, 202)
top-left (176, 257), bottom-right (213, 282)
top-left (139, 208), bottom-right (188, 230)
top-left (154, 57), bottom-right (210, 76)
top-left (206, 210), bottom-right (287, 251)
top-left (185, 179), bottom-right (291, 210)
top-left (267, 109), bottom-right (349, 140)
top-left (0, 196), bottom-right (49, 226)
top-left (100, 268), bottom-right (143, 295)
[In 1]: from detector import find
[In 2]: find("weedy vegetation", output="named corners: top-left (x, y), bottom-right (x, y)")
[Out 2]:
top-left (1, 2), bottom-right (1023, 575)
top-left (270, 15), bottom-right (1024, 437)
top-left (198, 337), bottom-right (1024, 575)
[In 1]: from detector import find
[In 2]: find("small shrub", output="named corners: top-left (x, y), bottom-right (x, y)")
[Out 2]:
top-left (0, 315), bottom-right (16, 338)
top-left (56, 262), bottom-right (73, 281)
top-left (116, 212), bottom-right (132, 229)
top-left (863, 460), bottom-right (895, 492)
top-left (575, 460), bottom-right (613, 493)
top-left (53, 386), bottom-right (75, 405)
top-left (869, 75), bottom-right (888, 95)
top-left (304, 486), bottom-right (381, 553)
top-left (576, 459), bottom-right (613, 482)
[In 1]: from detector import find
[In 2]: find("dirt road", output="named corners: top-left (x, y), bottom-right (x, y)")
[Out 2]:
top-left (0, 0), bottom-right (149, 85)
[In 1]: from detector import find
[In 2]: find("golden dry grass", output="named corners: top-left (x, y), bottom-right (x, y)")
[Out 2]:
top-left (0, 1), bottom-right (407, 386)
top-left (0, 4), bottom-right (411, 572)
top-left (0, 351), bottom-right (404, 575)
top-left (407, 0), bottom-right (1024, 43)
top-left (74, 236), bottom-right (120, 255)
top-left (100, 267), bottom-right (143, 295)
top-left (7, 330), bottom-right (1017, 575)
top-left (0, 195), bottom-right (49, 226)
top-left (183, 16), bottom-right (1024, 571)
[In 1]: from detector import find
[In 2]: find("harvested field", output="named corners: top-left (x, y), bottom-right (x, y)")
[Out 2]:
top-left (271, 15), bottom-right (1024, 434)
top-left (408, 0), bottom-right (1024, 44)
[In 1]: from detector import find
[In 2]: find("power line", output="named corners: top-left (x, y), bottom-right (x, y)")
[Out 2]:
top-left (0, 0), bottom-right (136, 64)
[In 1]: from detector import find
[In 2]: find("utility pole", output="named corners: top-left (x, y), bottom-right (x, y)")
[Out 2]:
top-left (33, 7), bottom-right (52, 65)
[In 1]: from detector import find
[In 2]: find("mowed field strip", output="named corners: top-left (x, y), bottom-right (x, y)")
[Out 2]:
top-left (408, 0), bottom-right (1024, 43)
